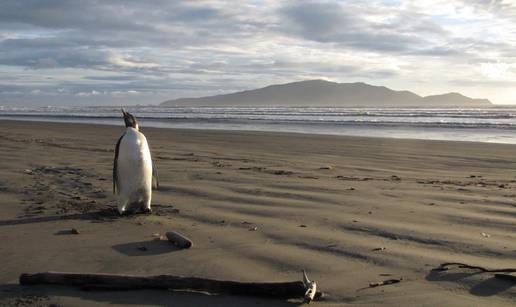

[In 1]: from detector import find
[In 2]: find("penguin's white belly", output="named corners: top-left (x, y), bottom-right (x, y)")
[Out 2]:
top-left (117, 129), bottom-right (152, 212)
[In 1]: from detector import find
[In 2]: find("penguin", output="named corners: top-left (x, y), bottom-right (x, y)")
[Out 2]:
top-left (113, 109), bottom-right (158, 214)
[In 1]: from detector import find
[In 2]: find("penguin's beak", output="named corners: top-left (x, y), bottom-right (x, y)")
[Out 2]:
top-left (121, 108), bottom-right (127, 117)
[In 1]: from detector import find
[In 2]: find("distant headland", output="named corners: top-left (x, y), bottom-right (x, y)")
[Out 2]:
top-left (161, 79), bottom-right (492, 107)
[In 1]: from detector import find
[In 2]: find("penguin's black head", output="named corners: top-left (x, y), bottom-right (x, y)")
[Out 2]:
top-left (122, 109), bottom-right (139, 130)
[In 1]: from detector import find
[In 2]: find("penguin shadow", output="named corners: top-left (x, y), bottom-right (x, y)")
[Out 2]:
top-left (0, 206), bottom-right (152, 227)
top-left (426, 268), bottom-right (514, 297)
top-left (112, 239), bottom-right (181, 256)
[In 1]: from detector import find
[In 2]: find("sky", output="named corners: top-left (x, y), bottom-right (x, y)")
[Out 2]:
top-left (1, 0), bottom-right (515, 106)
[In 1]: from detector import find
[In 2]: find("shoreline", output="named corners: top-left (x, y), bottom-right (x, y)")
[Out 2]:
top-left (0, 120), bottom-right (515, 306)
top-left (3, 118), bottom-right (516, 147)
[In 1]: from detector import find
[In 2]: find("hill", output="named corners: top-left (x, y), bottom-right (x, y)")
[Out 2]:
top-left (161, 80), bottom-right (492, 107)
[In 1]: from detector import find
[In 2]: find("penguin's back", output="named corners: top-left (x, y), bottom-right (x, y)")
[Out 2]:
top-left (117, 128), bottom-right (153, 202)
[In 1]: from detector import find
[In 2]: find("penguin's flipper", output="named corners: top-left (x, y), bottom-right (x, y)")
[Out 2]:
top-left (113, 133), bottom-right (124, 194)
top-left (152, 159), bottom-right (159, 190)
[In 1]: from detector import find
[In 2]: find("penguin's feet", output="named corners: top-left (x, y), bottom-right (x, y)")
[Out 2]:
top-left (140, 207), bottom-right (152, 214)
top-left (119, 209), bottom-right (134, 216)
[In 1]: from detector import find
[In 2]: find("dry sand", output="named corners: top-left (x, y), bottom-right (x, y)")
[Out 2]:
top-left (0, 120), bottom-right (514, 306)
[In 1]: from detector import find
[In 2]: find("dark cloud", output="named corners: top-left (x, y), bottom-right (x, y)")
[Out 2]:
top-left (0, 38), bottom-right (112, 69)
top-left (0, 0), bottom-right (266, 73)
top-left (406, 47), bottom-right (461, 56)
top-left (460, 0), bottom-right (516, 19)
top-left (279, 2), bottom-right (447, 54)
top-left (0, 0), bottom-right (258, 46)
top-left (0, 0), bottom-right (197, 33)
top-left (84, 75), bottom-right (139, 81)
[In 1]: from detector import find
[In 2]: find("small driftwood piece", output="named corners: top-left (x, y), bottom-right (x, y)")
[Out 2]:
top-left (165, 231), bottom-right (193, 249)
top-left (19, 271), bottom-right (322, 302)
top-left (369, 278), bottom-right (402, 288)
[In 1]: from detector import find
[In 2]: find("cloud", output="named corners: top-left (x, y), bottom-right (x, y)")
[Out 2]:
top-left (107, 54), bottom-right (159, 69)
top-left (83, 75), bottom-right (138, 81)
top-left (0, 41), bottom-right (111, 69)
top-left (279, 1), bottom-right (449, 54)
top-left (0, 0), bottom-right (157, 32)
top-left (0, 36), bottom-right (160, 70)
top-left (450, 79), bottom-right (516, 87)
top-left (0, 0), bottom-right (516, 105)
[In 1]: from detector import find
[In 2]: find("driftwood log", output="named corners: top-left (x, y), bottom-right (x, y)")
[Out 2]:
top-left (19, 271), bottom-right (322, 302)
top-left (165, 231), bottom-right (193, 248)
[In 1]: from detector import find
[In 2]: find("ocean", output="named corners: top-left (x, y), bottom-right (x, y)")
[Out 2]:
top-left (2, 106), bottom-right (516, 144)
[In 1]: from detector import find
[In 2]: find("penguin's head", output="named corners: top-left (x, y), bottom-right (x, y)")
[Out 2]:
top-left (121, 109), bottom-right (139, 130)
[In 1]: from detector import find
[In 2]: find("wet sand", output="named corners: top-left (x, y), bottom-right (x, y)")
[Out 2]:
top-left (0, 120), bottom-right (515, 306)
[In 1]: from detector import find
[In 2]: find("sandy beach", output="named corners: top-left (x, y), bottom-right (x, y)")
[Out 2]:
top-left (0, 120), bottom-right (514, 306)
